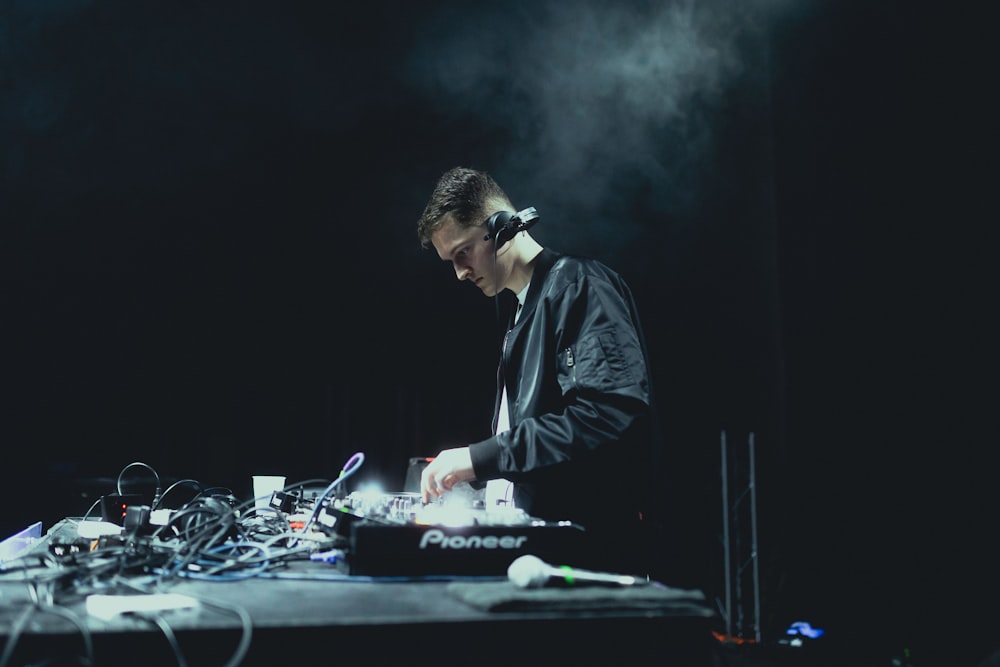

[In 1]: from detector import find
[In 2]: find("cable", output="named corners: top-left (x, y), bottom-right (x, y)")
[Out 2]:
top-left (116, 461), bottom-right (162, 508)
top-left (1, 471), bottom-right (274, 666)
top-left (182, 542), bottom-right (274, 581)
top-left (298, 452), bottom-right (365, 537)
top-left (144, 613), bottom-right (187, 667)
top-left (493, 238), bottom-right (503, 330)
top-left (193, 593), bottom-right (254, 667)
top-left (75, 497), bottom-right (104, 522)
top-left (114, 578), bottom-right (252, 667)
top-left (0, 592), bottom-right (95, 667)
top-left (3, 466), bottom-right (346, 664)
top-left (152, 497), bottom-right (239, 582)
top-left (0, 604), bottom-right (39, 667)
top-left (201, 485), bottom-right (235, 499)
top-left (154, 479), bottom-right (205, 510)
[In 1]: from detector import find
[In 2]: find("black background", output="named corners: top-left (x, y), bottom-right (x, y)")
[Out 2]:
top-left (1, 1), bottom-right (991, 665)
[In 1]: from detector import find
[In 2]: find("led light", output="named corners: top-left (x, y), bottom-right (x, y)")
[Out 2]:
top-left (786, 621), bottom-right (825, 639)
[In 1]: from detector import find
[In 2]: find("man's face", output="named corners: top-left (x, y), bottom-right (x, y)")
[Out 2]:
top-left (431, 214), bottom-right (504, 297)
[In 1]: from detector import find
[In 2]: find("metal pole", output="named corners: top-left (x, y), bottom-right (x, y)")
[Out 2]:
top-left (720, 430), bottom-right (732, 637)
top-left (749, 432), bottom-right (762, 644)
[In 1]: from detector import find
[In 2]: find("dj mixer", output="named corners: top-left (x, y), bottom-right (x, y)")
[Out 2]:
top-left (313, 491), bottom-right (588, 577)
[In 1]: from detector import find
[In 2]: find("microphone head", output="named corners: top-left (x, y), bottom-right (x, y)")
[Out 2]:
top-left (507, 554), bottom-right (550, 589)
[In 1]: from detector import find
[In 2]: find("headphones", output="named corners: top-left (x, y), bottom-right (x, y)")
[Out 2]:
top-left (483, 206), bottom-right (540, 248)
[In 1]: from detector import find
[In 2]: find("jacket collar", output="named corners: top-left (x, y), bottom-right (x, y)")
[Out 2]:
top-left (520, 247), bottom-right (561, 318)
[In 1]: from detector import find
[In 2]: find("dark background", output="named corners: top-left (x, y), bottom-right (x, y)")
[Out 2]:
top-left (1, 1), bottom-right (991, 665)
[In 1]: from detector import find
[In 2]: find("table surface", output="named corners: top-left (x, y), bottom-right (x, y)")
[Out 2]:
top-left (0, 518), bottom-right (717, 666)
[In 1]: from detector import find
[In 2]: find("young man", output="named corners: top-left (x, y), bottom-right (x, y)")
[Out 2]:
top-left (416, 166), bottom-right (662, 577)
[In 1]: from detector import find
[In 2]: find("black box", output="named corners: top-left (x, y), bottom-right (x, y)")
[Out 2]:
top-left (100, 494), bottom-right (148, 526)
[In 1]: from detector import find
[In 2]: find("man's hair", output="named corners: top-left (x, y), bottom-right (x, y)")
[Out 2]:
top-left (416, 167), bottom-right (513, 248)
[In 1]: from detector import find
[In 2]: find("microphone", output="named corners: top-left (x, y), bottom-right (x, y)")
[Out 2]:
top-left (507, 554), bottom-right (649, 589)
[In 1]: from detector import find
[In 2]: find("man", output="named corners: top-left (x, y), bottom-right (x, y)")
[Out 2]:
top-left (416, 166), bottom-right (663, 577)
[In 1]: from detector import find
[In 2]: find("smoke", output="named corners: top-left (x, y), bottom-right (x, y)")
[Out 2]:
top-left (401, 0), bottom-right (784, 259)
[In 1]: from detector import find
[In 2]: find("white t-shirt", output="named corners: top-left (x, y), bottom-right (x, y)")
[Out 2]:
top-left (484, 286), bottom-right (528, 509)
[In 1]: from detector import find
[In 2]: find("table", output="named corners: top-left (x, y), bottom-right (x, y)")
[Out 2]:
top-left (0, 518), bottom-right (715, 666)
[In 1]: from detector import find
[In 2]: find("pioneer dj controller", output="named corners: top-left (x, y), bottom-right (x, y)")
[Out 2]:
top-left (313, 490), bottom-right (588, 577)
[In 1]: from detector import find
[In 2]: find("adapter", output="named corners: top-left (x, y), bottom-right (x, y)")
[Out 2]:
top-left (100, 494), bottom-right (148, 525)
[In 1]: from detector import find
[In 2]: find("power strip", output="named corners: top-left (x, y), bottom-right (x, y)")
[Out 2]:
top-left (76, 520), bottom-right (124, 539)
top-left (86, 593), bottom-right (200, 620)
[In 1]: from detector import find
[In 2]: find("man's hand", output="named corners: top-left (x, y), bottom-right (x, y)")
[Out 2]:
top-left (420, 447), bottom-right (475, 504)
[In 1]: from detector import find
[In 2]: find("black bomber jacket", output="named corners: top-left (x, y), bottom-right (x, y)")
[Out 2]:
top-left (468, 247), bottom-right (656, 533)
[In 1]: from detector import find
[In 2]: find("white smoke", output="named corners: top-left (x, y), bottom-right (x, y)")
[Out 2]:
top-left (401, 0), bottom-right (781, 257)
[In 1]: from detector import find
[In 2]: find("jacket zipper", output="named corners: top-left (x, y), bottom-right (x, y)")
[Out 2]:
top-left (565, 346), bottom-right (576, 388)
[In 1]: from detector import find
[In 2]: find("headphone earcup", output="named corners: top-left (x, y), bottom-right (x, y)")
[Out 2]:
top-left (485, 210), bottom-right (514, 244)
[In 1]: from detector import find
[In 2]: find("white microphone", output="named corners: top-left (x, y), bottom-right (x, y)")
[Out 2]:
top-left (507, 554), bottom-right (649, 589)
